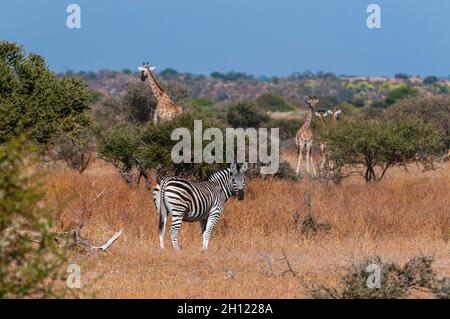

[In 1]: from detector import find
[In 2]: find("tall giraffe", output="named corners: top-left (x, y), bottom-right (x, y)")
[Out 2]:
top-left (315, 110), bottom-right (328, 171)
top-left (315, 108), bottom-right (342, 173)
top-left (295, 96), bottom-right (319, 176)
top-left (138, 63), bottom-right (182, 124)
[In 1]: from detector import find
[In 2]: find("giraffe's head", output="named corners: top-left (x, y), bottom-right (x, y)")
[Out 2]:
top-left (138, 62), bottom-right (156, 81)
top-left (230, 162), bottom-right (248, 201)
top-left (327, 108), bottom-right (342, 121)
top-left (314, 110), bottom-right (328, 123)
top-left (305, 96), bottom-right (319, 109)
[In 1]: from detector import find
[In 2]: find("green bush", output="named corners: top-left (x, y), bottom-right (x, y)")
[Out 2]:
top-left (322, 119), bottom-right (443, 182)
top-left (137, 114), bottom-right (227, 180)
top-left (226, 102), bottom-right (269, 128)
top-left (0, 41), bottom-right (92, 147)
top-left (98, 125), bottom-right (142, 184)
top-left (98, 114), bottom-right (229, 183)
top-left (306, 255), bottom-right (440, 299)
top-left (387, 95), bottom-right (450, 147)
top-left (274, 161), bottom-right (300, 181)
top-left (385, 85), bottom-right (419, 105)
top-left (0, 137), bottom-right (69, 298)
top-left (265, 118), bottom-right (303, 141)
top-left (255, 93), bottom-right (294, 112)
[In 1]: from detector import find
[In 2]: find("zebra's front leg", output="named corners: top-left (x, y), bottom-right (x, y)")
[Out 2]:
top-left (170, 215), bottom-right (183, 250)
top-left (202, 209), bottom-right (221, 250)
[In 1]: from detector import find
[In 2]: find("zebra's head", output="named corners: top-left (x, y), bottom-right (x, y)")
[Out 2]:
top-left (230, 162), bottom-right (248, 201)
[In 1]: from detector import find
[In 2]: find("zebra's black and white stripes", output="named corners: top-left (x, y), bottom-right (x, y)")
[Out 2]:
top-left (152, 163), bottom-right (247, 250)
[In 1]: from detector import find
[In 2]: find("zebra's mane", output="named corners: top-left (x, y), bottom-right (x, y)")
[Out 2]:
top-left (207, 167), bottom-right (231, 182)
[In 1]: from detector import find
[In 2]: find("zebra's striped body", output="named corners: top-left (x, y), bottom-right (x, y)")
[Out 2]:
top-left (153, 163), bottom-right (247, 250)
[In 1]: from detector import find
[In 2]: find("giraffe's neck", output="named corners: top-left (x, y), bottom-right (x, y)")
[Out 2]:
top-left (302, 108), bottom-right (313, 130)
top-left (146, 70), bottom-right (165, 101)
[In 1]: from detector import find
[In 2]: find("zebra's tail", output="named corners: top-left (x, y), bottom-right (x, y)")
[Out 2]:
top-left (153, 180), bottom-right (168, 223)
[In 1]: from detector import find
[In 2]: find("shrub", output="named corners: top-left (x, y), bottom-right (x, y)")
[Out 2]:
top-left (256, 93), bottom-right (294, 112)
top-left (137, 114), bottom-right (227, 180)
top-left (322, 119), bottom-right (443, 182)
top-left (265, 118), bottom-right (303, 141)
top-left (98, 114), bottom-right (228, 183)
top-left (226, 102), bottom-right (269, 128)
top-left (98, 125), bottom-right (142, 184)
top-left (306, 255), bottom-right (440, 299)
top-left (0, 137), bottom-right (69, 298)
top-left (387, 95), bottom-right (450, 147)
top-left (385, 85), bottom-right (419, 105)
top-left (423, 76), bottom-right (438, 85)
top-left (275, 161), bottom-right (300, 181)
top-left (0, 41), bottom-right (92, 147)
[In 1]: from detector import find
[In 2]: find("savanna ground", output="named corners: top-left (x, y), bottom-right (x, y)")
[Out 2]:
top-left (46, 149), bottom-right (450, 298)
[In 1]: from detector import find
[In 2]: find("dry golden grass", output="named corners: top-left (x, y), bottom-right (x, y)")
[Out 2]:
top-left (46, 157), bottom-right (450, 298)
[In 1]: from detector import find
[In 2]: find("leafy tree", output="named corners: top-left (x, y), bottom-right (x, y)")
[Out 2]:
top-left (385, 86), bottom-right (419, 105)
top-left (394, 73), bottom-right (410, 80)
top-left (322, 119), bottom-right (443, 182)
top-left (0, 137), bottom-right (69, 298)
top-left (371, 99), bottom-right (388, 109)
top-left (255, 93), bottom-right (294, 112)
top-left (351, 97), bottom-right (365, 108)
top-left (317, 96), bottom-right (340, 110)
top-left (387, 95), bottom-right (450, 147)
top-left (0, 41), bottom-right (92, 147)
top-left (98, 114), bottom-right (228, 184)
top-left (98, 125), bottom-right (142, 185)
top-left (226, 102), bottom-right (269, 128)
top-left (423, 76), bottom-right (438, 85)
top-left (122, 82), bottom-right (154, 124)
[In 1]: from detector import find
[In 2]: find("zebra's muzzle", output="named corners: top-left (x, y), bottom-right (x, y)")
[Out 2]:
top-left (237, 189), bottom-right (244, 201)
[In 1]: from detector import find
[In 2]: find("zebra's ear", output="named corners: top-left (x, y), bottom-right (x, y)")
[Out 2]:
top-left (240, 162), bottom-right (248, 173)
top-left (230, 163), bottom-right (237, 173)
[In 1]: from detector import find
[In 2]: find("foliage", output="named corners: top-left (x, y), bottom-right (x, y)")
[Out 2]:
top-left (322, 119), bottom-right (443, 182)
top-left (274, 161), bottom-right (300, 182)
top-left (306, 255), bottom-right (441, 299)
top-left (186, 98), bottom-right (215, 116)
top-left (98, 114), bottom-right (228, 183)
top-left (137, 114), bottom-right (227, 180)
top-left (387, 95), bottom-right (450, 147)
top-left (265, 118), bottom-right (303, 140)
top-left (97, 125), bottom-right (142, 184)
top-left (423, 76), bottom-right (438, 85)
top-left (0, 41), bottom-right (92, 147)
top-left (0, 137), bottom-right (69, 298)
top-left (385, 85), bottom-right (419, 105)
top-left (255, 93), bottom-right (294, 112)
top-left (226, 102), bottom-right (269, 128)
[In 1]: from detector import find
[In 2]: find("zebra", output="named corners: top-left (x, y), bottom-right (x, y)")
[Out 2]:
top-left (152, 163), bottom-right (248, 250)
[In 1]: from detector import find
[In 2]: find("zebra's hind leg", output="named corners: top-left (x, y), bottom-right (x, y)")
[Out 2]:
top-left (202, 209), bottom-right (221, 250)
top-left (169, 215), bottom-right (183, 250)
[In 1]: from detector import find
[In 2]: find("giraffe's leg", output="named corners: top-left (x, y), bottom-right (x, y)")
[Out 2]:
top-left (202, 208), bottom-right (221, 250)
top-left (305, 144), bottom-right (311, 174)
top-left (153, 109), bottom-right (159, 125)
top-left (169, 215), bottom-right (183, 250)
top-left (309, 143), bottom-right (317, 176)
top-left (296, 143), bottom-right (304, 175)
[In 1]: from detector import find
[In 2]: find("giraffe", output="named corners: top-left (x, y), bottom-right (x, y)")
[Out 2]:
top-left (314, 109), bottom-right (329, 171)
top-left (295, 96), bottom-right (319, 176)
top-left (319, 108), bottom-right (342, 174)
top-left (138, 62), bottom-right (182, 124)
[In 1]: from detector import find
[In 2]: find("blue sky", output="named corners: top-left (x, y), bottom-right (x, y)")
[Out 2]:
top-left (1, 0), bottom-right (449, 76)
